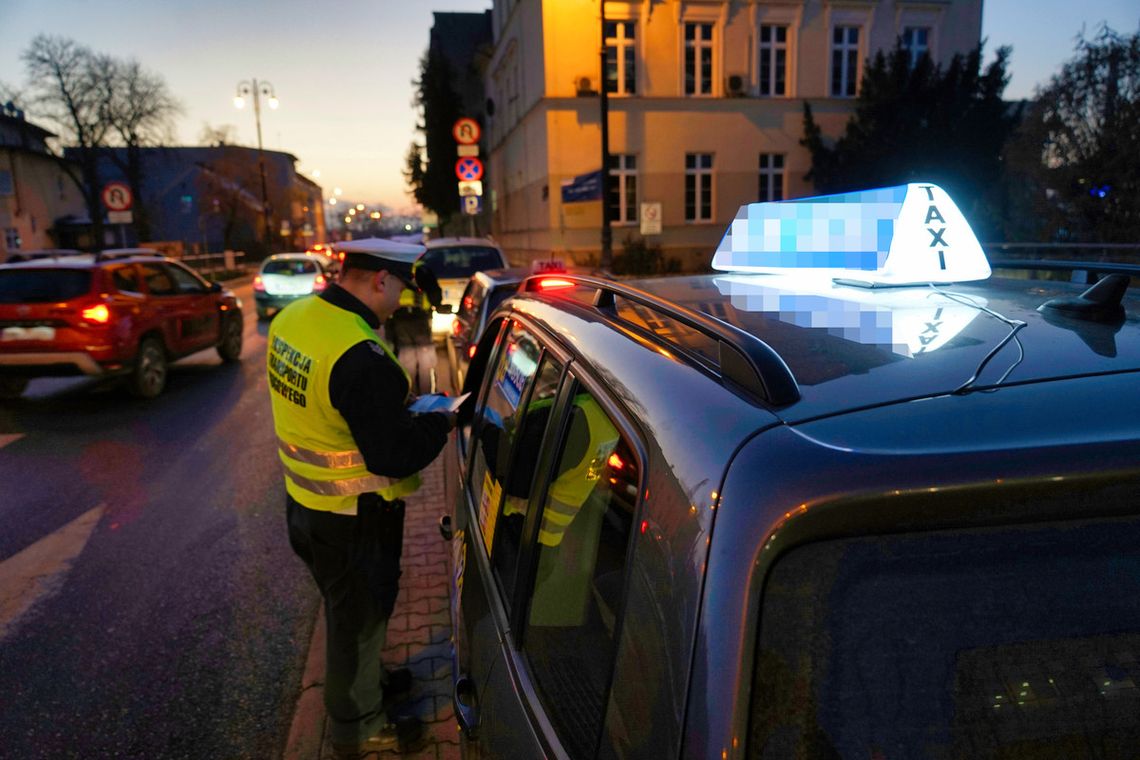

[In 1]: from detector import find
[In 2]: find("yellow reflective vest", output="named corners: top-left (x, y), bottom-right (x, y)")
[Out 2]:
top-left (267, 296), bottom-right (421, 513)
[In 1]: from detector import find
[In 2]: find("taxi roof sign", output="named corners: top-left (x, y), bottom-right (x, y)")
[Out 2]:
top-left (712, 183), bottom-right (990, 287)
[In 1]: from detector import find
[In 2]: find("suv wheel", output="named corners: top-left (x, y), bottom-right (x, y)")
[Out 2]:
top-left (217, 315), bottom-right (243, 362)
top-left (0, 377), bottom-right (29, 400)
top-left (128, 337), bottom-right (168, 399)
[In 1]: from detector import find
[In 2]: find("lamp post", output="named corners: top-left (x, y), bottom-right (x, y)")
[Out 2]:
top-left (599, 0), bottom-right (613, 271)
top-left (233, 79), bottom-right (278, 252)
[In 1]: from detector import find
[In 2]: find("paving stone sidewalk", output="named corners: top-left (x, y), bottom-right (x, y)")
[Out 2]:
top-left (284, 452), bottom-right (460, 759)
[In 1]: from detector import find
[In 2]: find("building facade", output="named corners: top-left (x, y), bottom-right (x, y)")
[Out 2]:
top-left (0, 105), bottom-right (88, 260)
top-left (483, 0), bottom-right (982, 269)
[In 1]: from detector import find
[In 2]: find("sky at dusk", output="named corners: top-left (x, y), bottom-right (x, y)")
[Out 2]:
top-left (1, 0), bottom-right (1137, 212)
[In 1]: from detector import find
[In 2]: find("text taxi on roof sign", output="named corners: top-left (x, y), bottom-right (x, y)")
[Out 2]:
top-left (441, 182), bottom-right (1140, 759)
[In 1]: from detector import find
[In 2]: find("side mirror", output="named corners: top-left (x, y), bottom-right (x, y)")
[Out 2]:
top-left (210, 282), bottom-right (223, 293)
top-left (437, 303), bottom-right (454, 314)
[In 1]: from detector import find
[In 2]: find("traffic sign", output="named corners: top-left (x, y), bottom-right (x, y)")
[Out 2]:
top-left (452, 117), bottom-right (481, 145)
top-left (457, 144), bottom-right (480, 157)
top-left (456, 157), bottom-right (484, 182)
top-left (462, 195), bottom-right (482, 216)
top-left (458, 180), bottom-right (483, 197)
top-left (102, 182), bottom-right (133, 212)
top-left (640, 202), bottom-right (662, 235)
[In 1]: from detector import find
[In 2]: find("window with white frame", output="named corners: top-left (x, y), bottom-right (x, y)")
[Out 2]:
top-left (608, 154), bottom-right (637, 224)
top-left (684, 22), bottom-right (715, 96)
top-left (901, 26), bottom-right (930, 69)
top-left (759, 25), bottom-right (788, 96)
top-left (605, 21), bottom-right (636, 95)
top-left (831, 25), bottom-right (860, 97)
top-left (758, 154), bottom-right (785, 202)
top-left (685, 153), bottom-right (713, 222)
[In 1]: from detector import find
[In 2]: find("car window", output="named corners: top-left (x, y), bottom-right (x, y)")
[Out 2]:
top-left (422, 245), bottom-right (504, 279)
top-left (165, 263), bottom-right (208, 293)
top-left (751, 518), bottom-right (1140, 759)
top-left (521, 382), bottom-right (637, 760)
top-left (489, 354), bottom-right (565, 604)
top-left (263, 258), bottom-right (319, 275)
top-left (110, 265), bottom-right (142, 295)
top-left (0, 269), bottom-right (92, 303)
top-left (468, 322), bottom-right (545, 608)
top-left (138, 263), bottom-right (176, 296)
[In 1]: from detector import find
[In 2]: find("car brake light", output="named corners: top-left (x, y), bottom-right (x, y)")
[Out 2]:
top-left (462, 295), bottom-right (473, 311)
top-left (253, 275), bottom-right (266, 292)
top-left (451, 319), bottom-right (463, 337)
top-left (536, 277), bottom-right (574, 291)
top-left (467, 344), bottom-right (477, 359)
top-left (81, 303), bottom-right (111, 324)
top-left (314, 274), bottom-right (328, 292)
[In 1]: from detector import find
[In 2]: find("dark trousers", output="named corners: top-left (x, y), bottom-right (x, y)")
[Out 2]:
top-left (286, 493), bottom-right (406, 744)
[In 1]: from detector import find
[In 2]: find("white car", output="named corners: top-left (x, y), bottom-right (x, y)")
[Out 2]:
top-left (253, 252), bottom-right (333, 319)
top-left (419, 237), bottom-right (508, 339)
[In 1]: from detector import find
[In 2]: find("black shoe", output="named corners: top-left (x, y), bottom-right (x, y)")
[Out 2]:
top-left (331, 715), bottom-right (426, 757)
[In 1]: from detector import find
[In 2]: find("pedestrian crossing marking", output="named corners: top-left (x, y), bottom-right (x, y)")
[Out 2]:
top-left (0, 504), bottom-right (104, 641)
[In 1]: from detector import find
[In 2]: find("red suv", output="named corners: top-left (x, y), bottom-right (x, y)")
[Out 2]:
top-left (0, 254), bottom-right (243, 399)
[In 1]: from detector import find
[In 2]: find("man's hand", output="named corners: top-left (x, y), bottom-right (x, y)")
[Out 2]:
top-left (443, 411), bottom-right (459, 430)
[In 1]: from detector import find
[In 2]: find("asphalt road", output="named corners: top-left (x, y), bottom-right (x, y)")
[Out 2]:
top-left (0, 279), bottom-right (319, 759)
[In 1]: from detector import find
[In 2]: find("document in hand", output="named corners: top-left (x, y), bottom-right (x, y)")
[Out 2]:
top-left (407, 392), bottom-right (470, 415)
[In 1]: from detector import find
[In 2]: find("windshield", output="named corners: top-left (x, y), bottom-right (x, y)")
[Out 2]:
top-left (421, 246), bottom-right (503, 279)
top-left (752, 516), bottom-right (1140, 758)
top-left (0, 269), bottom-right (92, 303)
top-left (262, 259), bottom-right (319, 275)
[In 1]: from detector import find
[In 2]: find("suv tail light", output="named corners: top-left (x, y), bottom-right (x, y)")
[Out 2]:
top-left (313, 274), bottom-right (328, 292)
top-left (253, 275), bottom-right (266, 292)
top-left (80, 303), bottom-right (111, 324)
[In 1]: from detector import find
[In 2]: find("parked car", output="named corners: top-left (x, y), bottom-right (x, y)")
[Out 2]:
top-left (442, 184), bottom-right (1140, 759)
top-left (0, 253), bottom-right (243, 399)
top-left (253, 252), bottom-right (333, 319)
top-left (3, 248), bottom-right (84, 263)
top-left (446, 262), bottom-right (589, 391)
top-left (419, 237), bottom-right (509, 340)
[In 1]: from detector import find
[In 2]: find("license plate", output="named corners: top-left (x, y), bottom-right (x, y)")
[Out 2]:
top-left (2, 326), bottom-right (55, 342)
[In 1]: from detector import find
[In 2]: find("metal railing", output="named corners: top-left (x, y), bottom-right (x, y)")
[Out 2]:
top-left (180, 250), bottom-right (248, 278)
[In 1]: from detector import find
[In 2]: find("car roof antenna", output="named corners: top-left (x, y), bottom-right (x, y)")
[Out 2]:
top-left (1038, 274), bottom-right (1130, 324)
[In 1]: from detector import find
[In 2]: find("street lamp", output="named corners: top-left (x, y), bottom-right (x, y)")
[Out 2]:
top-left (599, 0), bottom-right (613, 271)
top-left (234, 78), bottom-right (278, 251)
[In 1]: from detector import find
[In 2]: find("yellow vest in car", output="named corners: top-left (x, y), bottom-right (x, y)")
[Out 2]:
top-left (267, 296), bottom-right (421, 513)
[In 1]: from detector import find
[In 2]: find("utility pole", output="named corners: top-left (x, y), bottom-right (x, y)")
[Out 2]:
top-left (599, 0), bottom-right (613, 271)
top-left (234, 78), bottom-right (278, 253)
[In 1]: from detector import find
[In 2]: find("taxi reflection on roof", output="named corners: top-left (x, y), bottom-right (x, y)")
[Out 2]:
top-left (712, 182), bottom-right (993, 357)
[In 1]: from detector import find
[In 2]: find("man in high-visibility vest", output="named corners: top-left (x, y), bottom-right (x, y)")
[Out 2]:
top-left (386, 261), bottom-right (441, 394)
top-left (267, 237), bottom-right (455, 757)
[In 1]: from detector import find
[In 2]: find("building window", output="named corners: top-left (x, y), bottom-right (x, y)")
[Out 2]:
top-left (608, 154), bottom-right (637, 225)
top-left (685, 153), bottom-right (713, 222)
top-left (901, 26), bottom-right (930, 69)
top-left (759, 25), bottom-right (788, 96)
top-left (0, 170), bottom-right (14, 196)
top-left (5, 228), bottom-right (20, 250)
top-left (831, 26), bottom-right (860, 97)
top-left (759, 154), bottom-right (785, 202)
top-left (605, 21), bottom-right (636, 95)
top-left (684, 22), bottom-right (714, 96)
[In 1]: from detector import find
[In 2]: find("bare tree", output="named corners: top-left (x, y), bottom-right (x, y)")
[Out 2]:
top-left (21, 35), bottom-right (112, 247)
top-left (104, 58), bottom-right (182, 241)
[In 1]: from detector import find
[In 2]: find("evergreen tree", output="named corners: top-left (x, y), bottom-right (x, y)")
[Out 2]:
top-left (406, 50), bottom-right (461, 222)
top-left (802, 44), bottom-right (1018, 239)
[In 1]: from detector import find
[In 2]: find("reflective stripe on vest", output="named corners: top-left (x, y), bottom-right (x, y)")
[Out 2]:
top-left (278, 439), bottom-right (365, 469)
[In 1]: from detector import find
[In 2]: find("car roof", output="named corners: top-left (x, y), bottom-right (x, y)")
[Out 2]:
top-left (265, 252), bottom-right (324, 261)
top-left (0, 253), bottom-right (170, 269)
top-left (513, 272), bottom-right (1140, 423)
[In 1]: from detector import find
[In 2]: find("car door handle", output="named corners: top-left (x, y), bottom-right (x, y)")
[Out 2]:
top-left (453, 674), bottom-right (479, 737)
